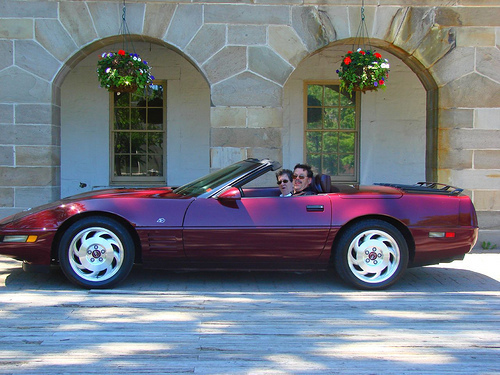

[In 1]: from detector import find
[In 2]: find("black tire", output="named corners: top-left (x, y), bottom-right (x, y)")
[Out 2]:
top-left (58, 216), bottom-right (135, 289)
top-left (334, 219), bottom-right (408, 290)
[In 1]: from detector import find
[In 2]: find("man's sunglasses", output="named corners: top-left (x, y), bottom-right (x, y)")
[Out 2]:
top-left (277, 179), bottom-right (290, 185)
top-left (292, 174), bottom-right (307, 180)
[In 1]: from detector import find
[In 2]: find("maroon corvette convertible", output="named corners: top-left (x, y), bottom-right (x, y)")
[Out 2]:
top-left (0, 158), bottom-right (478, 290)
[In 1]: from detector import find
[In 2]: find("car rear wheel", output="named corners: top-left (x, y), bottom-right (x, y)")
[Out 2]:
top-left (58, 216), bottom-right (135, 289)
top-left (334, 219), bottom-right (408, 290)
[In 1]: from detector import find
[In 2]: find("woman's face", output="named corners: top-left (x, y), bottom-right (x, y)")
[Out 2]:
top-left (277, 175), bottom-right (293, 196)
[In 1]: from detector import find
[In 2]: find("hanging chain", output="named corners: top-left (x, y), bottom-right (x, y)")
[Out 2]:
top-left (118, 0), bottom-right (135, 53)
top-left (352, 0), bottom-right (372, 52)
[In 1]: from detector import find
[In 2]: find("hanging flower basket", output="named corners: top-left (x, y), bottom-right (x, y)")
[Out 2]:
top-left (97, 50), bottom-right (154, 93)
top-left (336, 49), bottom-right (390, 95)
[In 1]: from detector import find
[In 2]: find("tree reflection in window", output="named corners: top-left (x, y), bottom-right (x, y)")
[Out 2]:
top-left (306, 84), bottom-right (358, 181)
top-left (112, 84), bottom-right (165, 181)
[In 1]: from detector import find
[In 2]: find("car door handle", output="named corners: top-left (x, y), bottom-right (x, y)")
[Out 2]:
top-left (306, 205), bottom-right (324, 212)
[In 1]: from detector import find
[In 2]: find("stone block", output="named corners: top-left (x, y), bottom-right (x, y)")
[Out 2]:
top-left (268, 25), bottom-right (308, 68)
top-left (0, 146), bottom-right (13, 166)
top-left (474, 150), bottom-right (500, 170)
top-left (456, 27), bottom-right (496, 47)
top-left (211, 127), bottom-right (282, 148)
top-left (0, 166), bottom-right (58, 187)
top-left (35, 19), bottom-right (77, 62)
top-left (447, 129), bottom-right (500, 150)
top-left (430, 47), bottom-right (475, 87)
top-left (0, 67), bottom-right (51, 103)
top-left (202, 46), bottom-right (247, 84)
top-left (211, 107), bottom-right (246, 128)
top-left (438, 149), bottom-right (472, 170)
top-left (186, 24), bottom-right (226, 66)
top-left (0, 188), bottom-right (14, 208)
top-left (372, 6), bottom-right (401, 42)
top-left (204, 4), bottom-right (289, 25)
top-left (0, 40), bottom-right (13, 70)
top-left (0, 0), bottom-right (57, 18)
top-left (476, 47), bottom-right (500, 83)
top-left (0, 208), bottom-right (23, 219)
top-left (144, 3), bottom-right (176, 38)
top-left (248, 46), bottom-right (293, 85)
top-left (211, 72), bottom-right (282, 107)
top-left (475, 108), bottom-right (500, 130)
top-left (476, 211), bottom-right (500, 231)
top-left (247, 107), bottom-right (283, 128)
top-left (88, 2), bottom-right (122, 39)
top-left (318, 6), bottom-right (349, 40)
top-left (59, 2), bottom-right (98, 47)
top-left (0, 124), bottom-right (57, 147)
top-left (0, 104), bottom-right (13, 125)
top-left (439, 108), bottom-right (473, 129)
top-left (0, 19), bottom-right (33, 39)
top-left (393, 7), bottom-right (434, 54)
top-left (165, 4), bottom-right (203, 49)
top-left (474, 190), bottom-right (500, 211)
top-left (435, 7), bottom-right (500, 27)
top-left (448, 169), bottom-right (500, 190)
top-left (439, 73), bottom-right (500, 108)
top-left (247, 147), bottom-right (282, 163)
top-left (15, 146), bottom-right (60, 167)
top-left (292, 6), bottom-right (336, 52)
top-left (15, 40), bottom-right (61, 81)
top-left (210, 147), bottom-right (247, 169)
top-left (413, 27), bottom-right (455, 68)
top-left (228, 25), bottom-right (266, 46)
top-left (15, 104), bottom-right (52, 125)
top-left (15, 186), bottom-right (60, 208)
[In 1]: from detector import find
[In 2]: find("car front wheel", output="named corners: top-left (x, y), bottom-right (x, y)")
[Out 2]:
top-left (334, 219), bottom-right (408, 290)
top-left (58, 216), bottom-right (135, 289)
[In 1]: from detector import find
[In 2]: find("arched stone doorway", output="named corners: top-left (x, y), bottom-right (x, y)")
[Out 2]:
top-left (56, 38), bottom-right (211, 197)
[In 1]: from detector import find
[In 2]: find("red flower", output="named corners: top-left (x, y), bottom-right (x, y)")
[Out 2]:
top-left (359, 50), bottom-right (365, 55)
top-left (118, 50), bottom-right (126, 56)
top-left (379, 80), bottom-right (385, 85)
top-left (347, 51), bottom-right (353, 54)
top-left (344, 56), bottom-right (352, 65)
top-left (374, 52), bottom-right (382, 58)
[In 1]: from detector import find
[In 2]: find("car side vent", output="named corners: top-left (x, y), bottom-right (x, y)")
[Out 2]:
top-left (374, 182), bottom-right (463, 196)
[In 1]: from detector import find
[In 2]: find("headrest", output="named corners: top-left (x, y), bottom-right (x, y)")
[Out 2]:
top-left (313, 174), bottom-right (331, 193)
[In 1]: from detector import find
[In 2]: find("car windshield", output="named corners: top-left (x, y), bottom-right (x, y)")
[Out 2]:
top-left (173, 160), bottom-right (260, 197)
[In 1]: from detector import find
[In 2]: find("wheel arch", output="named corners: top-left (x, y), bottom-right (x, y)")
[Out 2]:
top-left (330, 214), bottom-right (416, 265)
top-left (50, 211), bottom-right (142, 264)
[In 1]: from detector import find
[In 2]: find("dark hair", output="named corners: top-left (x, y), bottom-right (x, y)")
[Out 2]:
top-left (293, 163), bottom-right (313, 178)
top-left (276, 169), bottom-right (293, 181)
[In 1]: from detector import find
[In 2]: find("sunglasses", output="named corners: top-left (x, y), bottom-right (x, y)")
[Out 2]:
top-left (277, 179), bottom-right (290, 185)
top-left (292, 174), bottom-right (307, 180)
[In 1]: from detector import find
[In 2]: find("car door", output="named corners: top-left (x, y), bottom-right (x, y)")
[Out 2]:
top-left (182, 193), bottom-right (332, 266)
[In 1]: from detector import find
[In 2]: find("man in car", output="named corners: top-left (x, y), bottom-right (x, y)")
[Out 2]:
top-left (292, 163), bottom-right (314, 196)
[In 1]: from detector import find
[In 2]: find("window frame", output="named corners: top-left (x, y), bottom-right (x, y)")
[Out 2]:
top-left (303, 81), bottom-right (361, 183)
top-left (109, 80), bottom-right (167, 185)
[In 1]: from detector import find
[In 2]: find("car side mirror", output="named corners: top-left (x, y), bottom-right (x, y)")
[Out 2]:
top-left (217, 187), bottom-right (241, 201)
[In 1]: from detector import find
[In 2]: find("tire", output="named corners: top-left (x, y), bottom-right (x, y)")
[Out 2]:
top-left (334, 219), bottom-right (408, 290)
top-left (58, 216), bottom-right (135, 289)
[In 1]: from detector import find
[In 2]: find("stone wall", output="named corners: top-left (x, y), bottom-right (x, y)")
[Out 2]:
top-left (0, 0), bottom-right (498, 246)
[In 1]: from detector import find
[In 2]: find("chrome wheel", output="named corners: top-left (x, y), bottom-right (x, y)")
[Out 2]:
top-left (68, 227), bottom-right (124, 282)
top-left (347, 229), bottom-right (400, 284)
top-left (334, 220), bottom-right (408, 290)
top-left (59, 217), bottom-right (135, 289)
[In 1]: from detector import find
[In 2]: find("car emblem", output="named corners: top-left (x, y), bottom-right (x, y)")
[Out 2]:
top-left (157, 218), bottom-right (166, 223)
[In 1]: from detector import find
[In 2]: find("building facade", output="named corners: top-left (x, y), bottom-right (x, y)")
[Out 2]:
top-left (0, 0), bottom-right (499, 245)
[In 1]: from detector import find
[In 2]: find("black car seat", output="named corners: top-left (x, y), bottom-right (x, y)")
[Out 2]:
top-left (312, 174), bottom-right (332, 193)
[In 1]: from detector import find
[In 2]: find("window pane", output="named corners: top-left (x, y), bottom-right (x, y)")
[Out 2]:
top-left (114, 109), bottom-right (129, 130)
top-left (324, 85), bottom-right (340, 106)
top-left (130, 133), bottom-right (147, 154)
top-left (148, 133), bottom-right (163, 152)
top-left (114, 155), bottom-right (130, 176)
top-left (340, 107), bottom-right (355, 129)
top-left (306, 153), bottom-right (321, 173)
top-left (130, 108), bottom-right (146, 130)
top-left (114, 93), bottom-right (129, 107)
top-left (131, 154), bottom-right (147, 176)
top-left (340, 92), bottom-right (355, 106)
top-left (148, 155), bottom-right (163, 176)
top-left (322, 154), bottom-right (338, 175)
top-left (307, 85), bottom-right (323, 106)
top-left (307, 108), bottom-right (322, 129)
top-left (339, 154), bottom-right (355, 175)
top-left (323, 132), bottom-right (338, 153)
top-left (324, 108), bottom-right (338, 129)
top-left (148, 108), bottom-right (163, 129)
top-left (306, 132), bottom-right (322, 153)
top-left (339, 132), bottom-right (355, 154)
top-left (114, 133), bottom-right (129, 154)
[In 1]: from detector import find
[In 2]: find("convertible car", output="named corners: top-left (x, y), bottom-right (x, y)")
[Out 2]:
top-left (0, 158), bottom-right (478, 290)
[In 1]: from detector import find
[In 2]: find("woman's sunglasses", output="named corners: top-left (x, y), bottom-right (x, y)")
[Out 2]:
top-left (277, 179), bottom-right (290, 185)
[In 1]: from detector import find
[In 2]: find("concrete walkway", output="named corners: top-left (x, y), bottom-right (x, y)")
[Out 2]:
top-left (0, 252), bottom-right (499, 374)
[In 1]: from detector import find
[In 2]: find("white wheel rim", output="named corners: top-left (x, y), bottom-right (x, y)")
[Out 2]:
top-left (347, 229), bottom-right (401, 284)
top-left (68, 227), bottom-right (124, 283)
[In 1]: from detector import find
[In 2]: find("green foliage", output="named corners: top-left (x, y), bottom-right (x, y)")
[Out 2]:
top-left (481, 241), bottom-right (497, 250)
top-left (97, 50), bottom-right (154, 92)
top-left (337, 49), bottom-right (390, 95)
